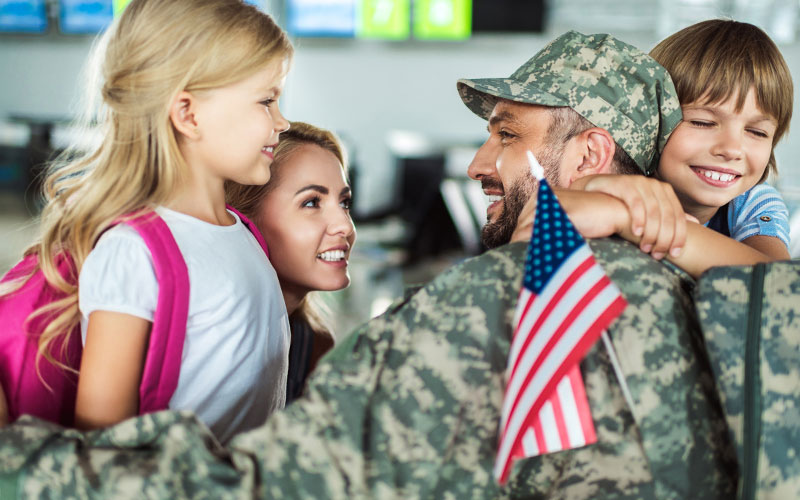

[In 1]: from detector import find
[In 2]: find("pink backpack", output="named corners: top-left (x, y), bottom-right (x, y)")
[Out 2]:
top-left (0, 206), bottom-right (268, 425)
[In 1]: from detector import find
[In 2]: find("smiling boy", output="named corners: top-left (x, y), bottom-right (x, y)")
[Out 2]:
top-left (565, 20), bottom-right (792, 269)
top-left (651, 19), bottom-right (792, 259)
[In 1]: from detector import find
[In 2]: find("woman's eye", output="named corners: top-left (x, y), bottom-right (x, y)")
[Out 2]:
top-left (340, 197), bottom-right (353, 210)
top-left (301, 197), bottom-right (320, 208)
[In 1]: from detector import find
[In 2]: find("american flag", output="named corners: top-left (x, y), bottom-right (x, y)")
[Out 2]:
top-left (494, 151), bottom-right (627, 484)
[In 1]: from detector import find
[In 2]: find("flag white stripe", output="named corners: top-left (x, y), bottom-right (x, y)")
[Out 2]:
top-left (501, 261), bottom-right (610, 424)
top-left (496, 282), bottom-right (621, 468)
top-left (556, 374), bottom-right (586, 448)
top-left (511, 288), bottom-right (532, 334)
top-left (508, 246), bottom-right (593, 364)
top-left (501, 275), bottom-right (614, 437)
top-left (522, 428), bottom-right (539, 456)
top-left (539, 401), bottom-right (561, 453)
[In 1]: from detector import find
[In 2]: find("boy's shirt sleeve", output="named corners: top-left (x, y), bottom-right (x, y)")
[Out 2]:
top-left (728, 183), bottom-right (790, 248)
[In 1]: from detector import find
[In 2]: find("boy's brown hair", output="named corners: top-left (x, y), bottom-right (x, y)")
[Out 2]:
top-left (649, 19), bottom-right (793, 181)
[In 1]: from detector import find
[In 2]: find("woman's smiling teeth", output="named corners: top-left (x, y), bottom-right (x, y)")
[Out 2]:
top-left (317, 250), bottom-right (346, 262)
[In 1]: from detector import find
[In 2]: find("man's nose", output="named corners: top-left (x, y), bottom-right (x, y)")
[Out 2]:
top-left (467, 138), bottom-right (499, 180)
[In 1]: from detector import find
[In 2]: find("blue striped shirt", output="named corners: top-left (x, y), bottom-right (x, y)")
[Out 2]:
top-left (705, 183), bottom-right (790, 248)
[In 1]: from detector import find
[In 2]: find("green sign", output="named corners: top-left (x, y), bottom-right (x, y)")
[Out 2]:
top-left (413, 0), bottom-right (470, 40)
top-left (358, 0), bottom-right (410, 40)
top-left (112, 0), bottom-right (133, 16)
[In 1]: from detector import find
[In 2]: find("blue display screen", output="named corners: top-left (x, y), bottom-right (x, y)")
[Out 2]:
top-left (287, 0), bottom-right (356, 38)
top-left (60, 0), bottom-right (113, 34)
top-left (0, 0), bottom-right (48, 33)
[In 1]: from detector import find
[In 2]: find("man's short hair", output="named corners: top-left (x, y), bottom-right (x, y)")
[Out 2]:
top-left (546, 107), bottom-right (639, 176)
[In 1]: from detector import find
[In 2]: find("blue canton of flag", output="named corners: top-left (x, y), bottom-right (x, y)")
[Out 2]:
top-left (494, 151), bottom-right (627, 485)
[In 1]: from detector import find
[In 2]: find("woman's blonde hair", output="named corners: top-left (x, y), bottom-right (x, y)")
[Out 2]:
top-left (650, 19), bottom-right (793, 181)
top-left (226, 122), bottom-right (349, 339)
top-left (2, 0), bottom-right (293, 375)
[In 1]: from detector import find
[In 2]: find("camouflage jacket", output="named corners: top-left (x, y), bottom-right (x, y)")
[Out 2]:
top-left (0, 239), bottom-right (737, 499)
top-left (695, 262), bottom-right (800, 500)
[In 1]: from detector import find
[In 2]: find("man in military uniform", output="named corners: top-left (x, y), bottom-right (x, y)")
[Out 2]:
top-left (0, 31), bottom-right (738, 499)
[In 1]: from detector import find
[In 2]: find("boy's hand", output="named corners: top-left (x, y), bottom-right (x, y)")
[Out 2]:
top-left (570, 174), bottom-right (691, 259)
top-left (511, 189), bottom-right (631, 244)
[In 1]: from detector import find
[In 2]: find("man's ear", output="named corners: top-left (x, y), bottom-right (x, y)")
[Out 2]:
top-left (567, 127), bottom-right (616, 184)
top-left (169, 91), bottom-right (200, 140)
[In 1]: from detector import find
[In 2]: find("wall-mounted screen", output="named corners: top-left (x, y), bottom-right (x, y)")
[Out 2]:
top-left (0, 0), bottom-right (48, 33)
top-left (60, 0), bottom-right (113, 34)
top-left (287, 0), bottom-right (356, 38)
top-left (358, 0), bottom-right (410, 40)
top-left (472, 0), bottom-right (545, 33)
top-left (111, 0), bottom-right (130, 16)
top-left (413, 0), bottom-right (471, 40)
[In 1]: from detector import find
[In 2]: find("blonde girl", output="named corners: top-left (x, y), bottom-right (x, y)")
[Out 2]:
top-left (4, 0), bottom-right (293, 442)
top-left (226, 122), bottom-right (356, 403)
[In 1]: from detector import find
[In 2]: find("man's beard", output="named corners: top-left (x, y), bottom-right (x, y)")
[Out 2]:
top-left (481, 176), bottom-right (536, 249)
top-left (480, 148), bottom-right (562, 249)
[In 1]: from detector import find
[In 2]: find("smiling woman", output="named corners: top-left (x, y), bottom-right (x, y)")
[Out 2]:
top-left (226, 122), bottom-right (356, 402)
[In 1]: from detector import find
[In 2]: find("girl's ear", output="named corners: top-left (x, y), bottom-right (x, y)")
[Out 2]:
top-left (169, 91), bottom-right (200, 140)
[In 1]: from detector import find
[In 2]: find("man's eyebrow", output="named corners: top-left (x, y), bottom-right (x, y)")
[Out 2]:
top-left (295, 184), bottom-right (328, 195)
top-left (488, 110), bottom-right (522, 129)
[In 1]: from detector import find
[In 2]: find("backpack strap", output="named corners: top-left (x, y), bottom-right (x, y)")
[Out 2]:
top-left (227, 204), bottom-right (270, 258)
top-left (122, 207), bottom-right (266, 414)
top-left (123, 212), bottom-right (190, 414)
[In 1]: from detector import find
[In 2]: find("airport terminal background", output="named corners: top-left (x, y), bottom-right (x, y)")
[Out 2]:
top-left (2, 0), bottom-right (800, 335)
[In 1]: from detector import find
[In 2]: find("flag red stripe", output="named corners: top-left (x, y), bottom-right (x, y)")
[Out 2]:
top-left (549, 390), bottom-right (571, 449)
top-left (497, 271), bottom-right (609, 449)
top-left (508, 255), bottom-right (595, 382)
top-left (532, 411), bottom-right (546, 455)
top-left (504, 273), bottom-right (611, 429)
top-left (568, 362), bottom-right (596, 444)
top-left (500, 282), bottom-right (627, 483)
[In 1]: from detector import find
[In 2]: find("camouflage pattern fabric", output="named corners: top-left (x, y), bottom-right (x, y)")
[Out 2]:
top-left (457, 31), bottom-right (682, 175)
top-left (0, 239), bottom-right (737, 499)
top-left (695, 261), bottom-right (800, 499)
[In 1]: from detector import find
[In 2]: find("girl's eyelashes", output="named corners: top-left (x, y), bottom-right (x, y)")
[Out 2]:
top-left (340, 197), bottom-right (353, 210)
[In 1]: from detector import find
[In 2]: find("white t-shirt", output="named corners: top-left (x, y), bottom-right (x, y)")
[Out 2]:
top-left (79, 207), bottom-right (289, 443)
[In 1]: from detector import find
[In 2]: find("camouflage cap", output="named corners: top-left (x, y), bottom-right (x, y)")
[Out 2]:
top-left (457, 31), bottom-right (682, 175)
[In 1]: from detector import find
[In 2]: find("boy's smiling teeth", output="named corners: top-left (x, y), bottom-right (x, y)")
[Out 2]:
top-left (318, 250), bottom-right (345, 261)
top-left (694, 167), bottom-right (737, 182)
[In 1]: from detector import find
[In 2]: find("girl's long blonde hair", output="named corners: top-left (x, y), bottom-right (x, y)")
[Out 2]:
top-left (2, 0), bottom-right (293, 373)
top-left (225, 122), bottom-right (350, 341)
